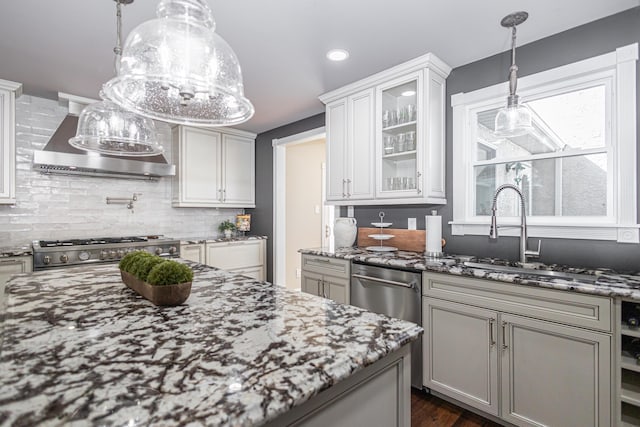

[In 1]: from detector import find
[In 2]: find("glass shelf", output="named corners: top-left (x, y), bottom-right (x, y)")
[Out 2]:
top-left (382, 121), bottom-right (417, 132)
top-left (382, 150), bottom-right (417, 161)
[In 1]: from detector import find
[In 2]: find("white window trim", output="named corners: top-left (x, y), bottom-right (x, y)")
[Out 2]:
top-left (451, 43), bottom-right (638, 243)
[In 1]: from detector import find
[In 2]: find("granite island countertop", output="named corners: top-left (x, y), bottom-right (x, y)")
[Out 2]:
top-left (0, 262), bottom-right (421, 426)
top-left (300, 247), bottom-right (640, 301)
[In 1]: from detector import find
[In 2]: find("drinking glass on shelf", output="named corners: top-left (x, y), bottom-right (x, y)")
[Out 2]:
top-left (407, 177), bottom-right (415, 189)
top-left (397, 107), bottom-right (406, 124)
top-left (406, 131), bottom-right (416, 151)
top-left (393, 177), bottom-right (402, 190)
top-left (401, 177), bottom-right (409, 190)
top-left (395, 133), bottom-right (406, 153)
top-left (382, 110), bottom-right (391, 128)
top-left (389, 110), bottom-right (398, 127)
top-left (405, 104), bottom-right (416, 122)
top-left (383, 135), bottom-right (395, 155)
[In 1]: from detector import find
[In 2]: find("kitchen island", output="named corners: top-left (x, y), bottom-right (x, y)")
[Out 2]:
top-left (0, 262), bottom-right (421, 426)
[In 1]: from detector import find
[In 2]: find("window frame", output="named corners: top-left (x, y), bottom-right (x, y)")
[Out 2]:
top-left (451, 43), bottom-right (638, 243)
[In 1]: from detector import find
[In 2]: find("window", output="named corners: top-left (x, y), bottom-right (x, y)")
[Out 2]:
top-left (451, 44), bottom-right (638, 242)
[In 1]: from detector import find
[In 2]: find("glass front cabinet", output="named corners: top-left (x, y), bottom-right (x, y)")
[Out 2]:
top-left (320, 53), bottom-right (450, 205)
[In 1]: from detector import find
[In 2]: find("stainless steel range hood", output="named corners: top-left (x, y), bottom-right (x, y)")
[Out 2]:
top-left (32, 93), bottom-right (175, 180)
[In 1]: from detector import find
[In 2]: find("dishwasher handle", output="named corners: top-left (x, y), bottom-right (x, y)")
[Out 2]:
top-left (351, 273), bottom-right (414, 289)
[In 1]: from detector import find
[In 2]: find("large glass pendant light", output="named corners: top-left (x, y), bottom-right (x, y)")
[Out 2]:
top-left (69, 0), bottom-right (163, 156)
top-left (494, 11), bottom-right (533, 138)
top-left (101, 0), bottom-right (255, 126)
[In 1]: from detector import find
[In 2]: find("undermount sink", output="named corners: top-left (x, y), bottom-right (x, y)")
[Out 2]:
top-left (463, 261), bottom-right (599, 284)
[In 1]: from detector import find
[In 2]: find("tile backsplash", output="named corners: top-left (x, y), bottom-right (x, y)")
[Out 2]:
top-left (0, 95), bottom-right (241, 246)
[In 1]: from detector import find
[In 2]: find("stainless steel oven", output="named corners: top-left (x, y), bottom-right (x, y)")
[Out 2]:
top-left (32, 236), bottom-right (180, 271)
top-left (350, 262), bottom-right (422, 389)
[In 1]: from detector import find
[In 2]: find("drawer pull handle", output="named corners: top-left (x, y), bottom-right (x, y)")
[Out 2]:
top-left (502, 321), bottom-right (509, 350)
top-left (352, 273), bottom-right (413, 289)
top-left (489, 319), bottom-right (496, 347)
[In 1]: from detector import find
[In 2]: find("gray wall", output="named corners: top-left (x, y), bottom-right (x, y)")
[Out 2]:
top-left (256, 7), bottom-right (640, 274)
top-left (247, 113), bottom-right (325, 282)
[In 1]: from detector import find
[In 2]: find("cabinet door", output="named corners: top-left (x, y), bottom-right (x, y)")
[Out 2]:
top-left (375, 72), bottom-right (423, 200)
top-left (500, 313), bottom-right (611, 427)
top-left (326, 99), bottom-right (348, 201)
top-left (301, 271), bottom-right (323, 297)
top-left (222, 134), bottom-right (255, 207)
top-left (180, 244), bottom-right (205, 264)
top-left (206, 240), bottom-right (264, 270)
top-left (173, 127), bottom-right (222, 206)
top-left (0, 256), bottom-right (32, 311)
top-left (323, 275), bottom-right (350, 305)
top-left (423, 297), bottom-right (499, 416)
top-left (0, 82), bottom-right (20, 204)
top-left (347, 89), bottom-right (375, 200)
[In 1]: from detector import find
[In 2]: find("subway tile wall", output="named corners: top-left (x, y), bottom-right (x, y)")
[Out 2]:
top-left (0, 95), bottom-right (241, 246)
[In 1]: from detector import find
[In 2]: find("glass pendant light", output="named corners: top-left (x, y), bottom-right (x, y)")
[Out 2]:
top-left (101, 0), bottom-right (255, 126)
top-left (494, 11), bottom-right (533, 138)
top-left (70, 0), bottom-right (163, 156)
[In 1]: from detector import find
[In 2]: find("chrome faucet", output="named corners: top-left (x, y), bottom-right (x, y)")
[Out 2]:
top-left (489, 184), bottom-right (541, 263)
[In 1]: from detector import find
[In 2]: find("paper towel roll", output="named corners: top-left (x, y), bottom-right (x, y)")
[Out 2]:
top-left (426, 214), bottom-right (442, 256)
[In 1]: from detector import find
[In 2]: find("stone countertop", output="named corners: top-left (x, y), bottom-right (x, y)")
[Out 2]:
top-left (0, 262), bottom-right (421, 426)
top-left (180, 235), bottom-right (268, 244)
top-left (0, 246), bottom-right (32, 258)
top-left (299, 247), bottom-right (640, 300)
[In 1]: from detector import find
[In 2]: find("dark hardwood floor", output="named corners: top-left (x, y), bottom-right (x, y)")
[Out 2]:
top-left (411, 389), bottom-right (502, 427)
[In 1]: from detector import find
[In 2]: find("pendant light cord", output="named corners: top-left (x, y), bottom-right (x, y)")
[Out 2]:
top-left (114, 0), bottom-right (123, 74)
top-left (507, 25), bottom-right (519, 105)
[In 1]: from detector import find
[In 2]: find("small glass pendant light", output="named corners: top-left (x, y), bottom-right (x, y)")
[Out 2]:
top-left (101, 0), bottom-right (255, 126)
top-left (494, 11), bottom-right (533, 138)
top-left (70, 0), bottom-right (163, 156)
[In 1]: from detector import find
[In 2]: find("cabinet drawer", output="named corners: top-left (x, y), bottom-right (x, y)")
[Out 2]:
top-left (301, 255), bottom-right (350, 279)
top-left (423, 272), bottom-right (612, 332)
top-left (206, 240), bottom-right (264, 270)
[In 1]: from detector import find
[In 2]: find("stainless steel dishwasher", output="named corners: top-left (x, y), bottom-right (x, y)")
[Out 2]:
top-left (350, 262), bottom-right (422, 389)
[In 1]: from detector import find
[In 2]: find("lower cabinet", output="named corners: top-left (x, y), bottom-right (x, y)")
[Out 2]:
top-left (180, 243), bottom-right (206, 264)
top-left (0, 256), bottom-right (33, 310)
top-left (300, 254), bottom-right (350, 305)
top-left (423, 272), bottom-right (612, 427)
top-left (205, 239), bottom-right (266, 281)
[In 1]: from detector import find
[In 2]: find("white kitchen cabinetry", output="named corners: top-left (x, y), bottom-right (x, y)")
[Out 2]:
top-left (0, 256), bottom-right (32, 310)
top-left (320, 53), bottom-right (450, 206)
top-left (0, 79), bottom-right (22, 205)
top-left (205, 239), bottom-right (266, 281)
top-left (180, 243), bottom-right (205, 264)
top-left (172, 126), bottom-right (256, 208)
top-left (423, 272), bottom-right (612, 426)
top-left (326, 89), bottom-right (375, 202)
top-left (300, 254), bottom-right (350, 305)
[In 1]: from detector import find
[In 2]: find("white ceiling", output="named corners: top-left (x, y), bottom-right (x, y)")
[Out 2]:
top-left (0, 0), bottom-right (638, 134)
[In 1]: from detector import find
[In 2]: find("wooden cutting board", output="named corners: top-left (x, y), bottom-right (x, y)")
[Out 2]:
top-left (357, 227), bottom-right (426, 252)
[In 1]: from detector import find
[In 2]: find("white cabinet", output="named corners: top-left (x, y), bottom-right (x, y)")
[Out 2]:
top-left (0, 256), bottom-right (32, 310)
top-left (300, 254), bottom-right (350, 305)
top-left (205, 239), bottom-right (266, 281)
top-left (320, 53), bottom-right (450, 206)
top-left (0, 79), bottom-right (22, 205)
top-left (180, 243), bottom-right (205, 264)
top-left (423, 272), bottom-right (612, 426)
top-left (326, 89), bottom-right (375, 202)
top-left (172, 126), bottom-right (256, 208)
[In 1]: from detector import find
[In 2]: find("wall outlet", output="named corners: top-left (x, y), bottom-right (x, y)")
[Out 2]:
top-left (347, 206), bottom-right (354, 218)
top-left (408, 218), bottom-right (417, 230)
top-left (296, 268), bottom-right (301, 279)
top-left (314, 205), bottom-right (321, 214)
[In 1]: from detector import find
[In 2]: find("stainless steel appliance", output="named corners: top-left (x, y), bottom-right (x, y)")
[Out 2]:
top-left (32, 236), bottom-right (180, 270)
top-left (351, 262), bottom-right (422, 389)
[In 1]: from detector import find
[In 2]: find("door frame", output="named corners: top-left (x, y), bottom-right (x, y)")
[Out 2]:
top-left (272, 126), bottom-right (326, 286)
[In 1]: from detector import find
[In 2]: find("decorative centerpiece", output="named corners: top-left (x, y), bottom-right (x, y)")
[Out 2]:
top-left (119, 251), bottom-right (193, 306)
top-left (218, 219), bottom-right (236, 239)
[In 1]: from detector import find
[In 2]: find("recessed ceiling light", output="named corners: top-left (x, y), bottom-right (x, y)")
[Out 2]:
top-left (326, 49), bottom-right (349, 61)
top-left (401, 90), bottom-right (416, 97)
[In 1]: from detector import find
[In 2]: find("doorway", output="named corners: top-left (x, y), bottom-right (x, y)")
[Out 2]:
top-left (273, 127), bottom-right (334, 289)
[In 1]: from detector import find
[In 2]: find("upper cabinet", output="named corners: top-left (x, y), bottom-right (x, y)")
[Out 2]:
top-left (172, 126), bottom-right (256, 208)
top-left (0, 79), bottom-right (22, 205)
top-left (320, 53), bottom-right (450, 205)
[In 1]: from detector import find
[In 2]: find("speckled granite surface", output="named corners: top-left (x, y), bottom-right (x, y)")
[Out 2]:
top-left (300, 247), bottom-right (640, 300)
top-left (180, 236), bottom-right (268, 244)
top-left (0, 261), bottom-right (420, 426)
top-left (0, 246), bottom-right (32, 258)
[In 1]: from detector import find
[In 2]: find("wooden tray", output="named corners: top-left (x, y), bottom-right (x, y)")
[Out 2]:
top-left (120, 270), bottom-right (192, 306)
top-left (357, 228), bottom-right (445, 253)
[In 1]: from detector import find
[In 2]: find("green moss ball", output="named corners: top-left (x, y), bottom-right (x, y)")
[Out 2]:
top-left (147, 261), bottom-right (194, 286)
